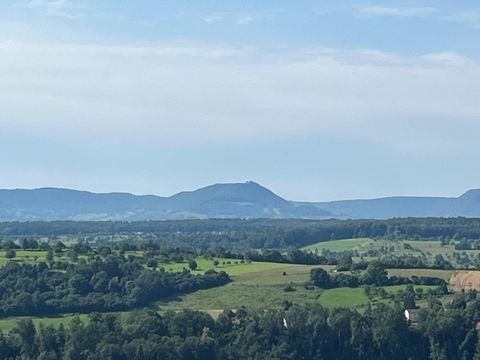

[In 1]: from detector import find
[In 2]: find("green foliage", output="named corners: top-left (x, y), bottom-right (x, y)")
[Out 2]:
top-left (46, 249), bottom-right (54, 263)
top-left (363, 260), bottom-right (388, 284)
top-left (3, 217), bottom-right (480, 252)
top-left (5, 248), bottom-right (16, 259)
top-left (188, 260), bottom-right (198, 271)
top-left (310, 268), bottom-right (331, 288)
top-left (0, 255), bottom-right (230, 318)
top-left (1, 301), bottom-right (480, 359)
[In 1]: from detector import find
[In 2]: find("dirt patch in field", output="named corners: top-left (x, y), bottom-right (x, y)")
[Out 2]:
top-left (450, 271), bottom-right (480, 292)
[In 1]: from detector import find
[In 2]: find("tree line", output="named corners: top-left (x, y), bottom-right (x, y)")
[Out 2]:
top-left (310, 262), bottom-right (447, 290)
top-left (2, 217), bottom-right (480, 251)
top-left (3, 294), bottom-right (480, 359)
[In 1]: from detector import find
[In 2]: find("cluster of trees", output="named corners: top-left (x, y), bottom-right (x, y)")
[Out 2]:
top-left (244, 249), bottom-right (331, 265)
top-left (3, 217), bottom-right (480, 251)
top-left (0, 239), bottom-right (50, 251)
top-left (3, 296), bottom-right (480, 359)
top-left (310, 262), bottom-right (447, 290)
top-left (371, 253), bottom-right (455, 270)
top-left (455, 238), bottom-right (480, 251)
top-left (0, 254), bottom-right (230, 317)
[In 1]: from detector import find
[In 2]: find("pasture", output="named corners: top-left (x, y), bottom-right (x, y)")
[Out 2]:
top-left (0, 239), bottom-right (457, 333)
top-left (157, 257), bottom-right (290, 276)
top-left (302, 238), bottom-right (374, 252)
top-left (0, 250), bottom-right (48, 266)
top-left (157, 263), bottom-right (324, 311)
top-left (302, 238), bottom-right (466, 256)
top-left (302, 237), bottom-right (480, 268)
top-left (319, 288), bottom-right (369, 308)
top-left (319, 284), bottom-right (438, 309)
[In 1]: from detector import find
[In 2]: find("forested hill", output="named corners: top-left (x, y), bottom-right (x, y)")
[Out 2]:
top-left (1, 182), bottom-right (480, 220)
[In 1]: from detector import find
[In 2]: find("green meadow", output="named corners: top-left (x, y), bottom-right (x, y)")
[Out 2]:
top-left (318, 287), bottom-right (369, 308)
top-left (0, 250), bottom-right (48, 266)
top-left (302, 238), bottom-right (374, 252)
top-left (0, 240), bottom-right (457, 332)
top-left (157, 257), bottom-right (290, 276)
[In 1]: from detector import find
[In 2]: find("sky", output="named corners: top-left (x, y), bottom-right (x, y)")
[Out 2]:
top-left (0, 0), bottom-right (480, 201)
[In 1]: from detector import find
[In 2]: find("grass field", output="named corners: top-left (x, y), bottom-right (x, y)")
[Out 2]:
top-left (302, 238), bottom-right (374, 252)
top-left (158, 257), bottom-right (292, 276)
top-left (0, 241), bottom-right (457, 332)
top-left (0, 260), bottom-right (447, 332)
top-left (0, 313), bottom-right (90, 333)
top-left (0, 250), bottom-right (48, 266)
top-left (157, 264), bottom-right (324, 311)
top-left (302, 237), bottom-right (480, 269)
top-left (302, 238), bottom-right (469, 257)
top-left (319, 287), bottom-right (369, 308)
top-left (0, 262), bottom-right (324, 332)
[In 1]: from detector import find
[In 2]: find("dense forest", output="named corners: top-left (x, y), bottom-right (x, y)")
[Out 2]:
top-left (2, 294), bottom-right (480, 360)
top-left (2, 217), bottom-right (480, 251)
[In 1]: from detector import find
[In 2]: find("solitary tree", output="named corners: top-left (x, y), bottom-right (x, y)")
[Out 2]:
top-left (188, 260), bottom-right (198, 271)
top-left (46, 248), bottom-right (54, 263)
top-left (5, 248), bottom-right (16, 259)
top-left (402, 284), bottom-right (417, 309)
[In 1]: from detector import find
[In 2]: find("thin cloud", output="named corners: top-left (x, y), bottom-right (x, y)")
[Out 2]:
top-left (236, 8), bottom-right (286, 25)
top-left (203, 14), bottom-right (224, 24)
top-left (237, 15), bottom-right (257, 25)
top-left (0, 40), bottom-right (479, 155)
top-left (441, 9), bottom-right (480, 29)
top-left (357, 6), bottom-right (438, 18)
top-left (202, 8), bottom-right (285, 26)
top-left (421, 52), bottom-right (474, 67)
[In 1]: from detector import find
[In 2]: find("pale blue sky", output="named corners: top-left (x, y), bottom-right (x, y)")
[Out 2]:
top-left (0, 0), bottom-right (479, 201)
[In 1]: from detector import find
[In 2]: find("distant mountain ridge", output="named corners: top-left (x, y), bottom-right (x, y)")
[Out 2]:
top-left (0, 182), bottom-right (480, 221)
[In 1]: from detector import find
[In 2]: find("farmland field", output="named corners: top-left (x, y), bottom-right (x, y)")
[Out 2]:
top-left (157, 263), bottom-right (324, 311)
top-left (0, 261), bottom-right (325, 331)
top-left (319, 284), bottom-right (438, 308)
top-left (0, 250), bottom-right (47, 266)
top-left (157, 257), bottom-right (290, 276)
top-left (319, 287), bottom-right (369, 307)
top-left (0, 238), bottom-right (460, 334)
top-left (302, 238), bottom-right (469, 256)
top-left (302, 238), bottom-right (374, 252)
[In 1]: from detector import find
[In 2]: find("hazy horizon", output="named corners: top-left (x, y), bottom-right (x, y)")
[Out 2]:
top-left (1, 1), bottom-right (479, 201)
top-left (0, 181), bottom-right (477, 203)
